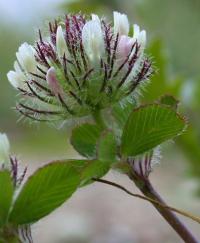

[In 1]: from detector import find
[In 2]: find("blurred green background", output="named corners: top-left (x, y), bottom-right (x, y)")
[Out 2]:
top-left (0, 0), bottom-right (200, 242)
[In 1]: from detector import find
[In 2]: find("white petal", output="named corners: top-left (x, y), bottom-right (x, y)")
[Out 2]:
top-left (138, 30), bottom-right (146, 50)
top-left (7, 71), bottom-right (18, 89)
top-left (7, 70), bottom-right (26, 90)
top-left (133, 24), bottom-right (140, 38)
top-left (113, 11), bottom-right (129, 36)
top-left (0, 133), bottom-right (10, 165)
top-left (14, 61), bottom-right (21, 72)
top-left (91, 14), bottom-right (100, 22)
top-left (82, 20), bottom-right (105, 62)
top-left (132, 26), bottom-right (146, 56)
top-left (16, 42), bottom-right (36, 73)
top-left (56, 26), bottom-right (70, 60)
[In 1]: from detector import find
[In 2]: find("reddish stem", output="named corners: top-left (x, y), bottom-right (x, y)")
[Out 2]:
top-left (132, 175), bottom-right (199, 243)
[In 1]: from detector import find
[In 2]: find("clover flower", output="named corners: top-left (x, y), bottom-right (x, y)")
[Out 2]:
top-left (7, 12), bottom-right (153, 123)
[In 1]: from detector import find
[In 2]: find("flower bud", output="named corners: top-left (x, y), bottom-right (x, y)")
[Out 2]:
top-left (0, 133), bottom-right (10, 165)
top-left (117, 35), bottom-right (135, 61)
top-left (56, 26), bottom-right (70, 60)
top-left (16, 43), bottom-right (36, 73)
top-left (113, 11), bottom-right (129, 36)
top-left (46, 67), bottom-right (62, 96)
top-left (82, 20), bottom-right (105, 62)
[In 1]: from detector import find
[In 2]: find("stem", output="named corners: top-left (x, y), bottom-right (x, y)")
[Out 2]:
top-left (91, 108), bottom-right (198, 242)
top-left (93, 178), bottom-right (200, 224)
top-left (92, 110), bottom-right (106, 129)
top-left (131, 175), bottom-right (199, 243)
top-left (1, 227), bottom-right (22, 243)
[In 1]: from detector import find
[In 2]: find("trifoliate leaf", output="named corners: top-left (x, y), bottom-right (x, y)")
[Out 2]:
top-left (9, 162), bottom-right (80, 225)
top-left (121, 104), bottom-right (186, 156)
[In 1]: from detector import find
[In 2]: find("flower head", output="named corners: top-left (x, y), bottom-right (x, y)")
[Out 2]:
top-left (8, 12), bottom-right (153, 123)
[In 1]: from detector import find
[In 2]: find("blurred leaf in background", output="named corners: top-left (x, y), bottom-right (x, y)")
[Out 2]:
top-left (146, 40), bottom-right (200, 192)
top-left (0, 27), bottom-right (29, 124)
top-left (60, 0), bottom-right (119, 15)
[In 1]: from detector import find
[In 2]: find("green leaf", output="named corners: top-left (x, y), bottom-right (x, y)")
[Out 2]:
top-left (71, 123), bottom-right (101, 158)
top-left (61, 159), bottom-right (98, 185)
top-left (65, 159), bottom-right (90, 172)
top-left (158, 95), bottom-right (179, 110)
top-left (57, 159), bottom-right (110, 187)
top-left (0, 170), bottom-right (14, 227)
top-left (121, 104), bottom-right (186, 156)
top-left (9, 162), bottom-right (80, 225)
top-left (80, 160), bottom-right (110, 186)
top-left (97, 131), bottom-right (117, 162)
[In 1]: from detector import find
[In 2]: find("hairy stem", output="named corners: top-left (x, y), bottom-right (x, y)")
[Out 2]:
top-left (131, 174), bottom-right (199, 243)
